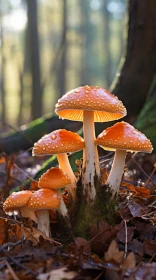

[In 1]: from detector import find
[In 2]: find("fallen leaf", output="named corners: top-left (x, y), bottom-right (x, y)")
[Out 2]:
top-left (104, 240), bottom-right (124, 264)
top-left (135, 186), bottom-right (150, 198)
top-left (132, 220), bottom-right (156, 241)
top-left (128, 239), bottom-right (143, 256)
top-left (121, 252), bottom-right (136, 270)
top-left (143, 240), bottom-right (156, 256)
top-left (74, 237), bottom-right (91, 254)
top-left (120, 182), bottom-right (136, 192)
top-left (117, 222), bottom-right (134, 243)
top-left (22, 227), bottom-right (61, 246)
top-left (91, 221), bottom-right (118, 254)
top-left (128, 201), bottom-right (144, 217)
top-left (37, 266), bottom-right (77, 280)
top-left (0, 219), bottom-right (6, 245)
top-left (128, 262), bottom-right (156, 280)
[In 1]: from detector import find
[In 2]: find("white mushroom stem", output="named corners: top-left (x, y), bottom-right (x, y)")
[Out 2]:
top-left (82, 110), bottom-right (100, 204)
top-left (36, 209), bottom-right (51, 237)
top-left (106, 149), bottom-right (126, 196)
top-left (57, 153), bottom-right (77, 200)
top-left (56, 189), bottom-right (68, 217)
top-left (20, 207), bottom-right (37, 223)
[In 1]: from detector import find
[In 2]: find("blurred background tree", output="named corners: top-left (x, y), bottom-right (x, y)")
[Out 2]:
top-left (0, 0), bottom-right (126, 127)
top-left (0, 0), bottom-right (156, 152)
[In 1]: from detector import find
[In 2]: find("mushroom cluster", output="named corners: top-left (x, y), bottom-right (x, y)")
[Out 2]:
top-left (3, 85), bottom-right (153, 238)
top-left (33, 129), bottom-right (84, 200)
top-left (3, 167), bottom-right (71, 237)
top-left (3, 188), bottom-right (61, 237)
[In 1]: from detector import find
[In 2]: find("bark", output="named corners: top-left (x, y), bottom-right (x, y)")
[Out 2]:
top-left (26, 0), bottom-right (42, 119)
top-left (135, 75), bottom-right (156, 151)
top-left (110, 0), bottom-right (156, 120)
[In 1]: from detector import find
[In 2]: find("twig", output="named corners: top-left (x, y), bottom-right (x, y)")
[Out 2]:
top-left (0, 121), bottom-right (33, 145)
top-left (83, 228), bottom-right (112, 248)
top-left (2, 240), bottom-right (24, 251)
top-left (123, 220), bottom-right (127, 259)
top-left (144, 165), bottom-right (156, 187)
top-left (4, 260), bottom-right (20, 280)
top-left (93, 271), bottom-right (104, 280)
top-left (0, 171), bottom-right (23, 184)
top-left (13, 163), bottom-right (38, 183)
top-left (7, 254), bottom-right (37, 276)
top-left (131, 157), bottom-right (156, 186)
top-left (1, 246), bottom-right (37, 276)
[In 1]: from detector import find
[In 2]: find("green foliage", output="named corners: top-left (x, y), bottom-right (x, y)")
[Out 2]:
top-left (135, 78), bottom-right (156, 151)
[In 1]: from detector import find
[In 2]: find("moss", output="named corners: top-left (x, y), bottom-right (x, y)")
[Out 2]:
top-left (72, 181), bottom-right (119, 238)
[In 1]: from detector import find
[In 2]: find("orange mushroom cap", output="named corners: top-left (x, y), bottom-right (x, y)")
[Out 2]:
top-left (55, 85), bottom-right (126, 122)
top-left (38, 167), bottom-right (71, 189)
top-left (96, 122), bottom-right (153, 153)
top-left (3, 190), bottom-right (32, 212)
top-left (28, 189), bottom-right (61, 210)
top-left (32, 129), bottom-right (85, 156)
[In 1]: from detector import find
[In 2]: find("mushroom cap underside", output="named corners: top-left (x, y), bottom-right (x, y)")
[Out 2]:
top-left (55, 85), bottom-right (126, 122)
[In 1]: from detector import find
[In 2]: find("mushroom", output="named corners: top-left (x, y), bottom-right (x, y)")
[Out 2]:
top-left (38, 167), bottom-right (71, 217)
top-left (28, 188), bottom-right (61, 237)
top-left (32, 129), bottom-right (84, 201)
top-left (55, 85), bottom-right (126, 203)
top-left (96, 122), bottom-right (153, 196)
top-left (3, 190), bottom-right (37, 222)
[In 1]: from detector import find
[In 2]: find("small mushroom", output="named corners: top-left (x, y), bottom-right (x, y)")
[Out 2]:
top-left (3, 190), bottom-right (37, 222)
top-left (96, 122), bottom-right (153, 196)
top-left (33, 129), bottom-right (84, 200)
top-left (55, 85), bottom-right (126, 203)
top-left (28, 188), bottom-right (61, 237)
top-left (38, 167), bottom-right (71, 217)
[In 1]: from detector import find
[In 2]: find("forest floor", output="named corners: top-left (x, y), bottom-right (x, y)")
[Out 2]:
top-left (0, 149), bottom-right (156, 280)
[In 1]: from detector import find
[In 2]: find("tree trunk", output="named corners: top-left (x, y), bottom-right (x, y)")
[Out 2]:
top-left (135, 75), bottom-right (156, 151)
top-left (102, 0), bottom-right (112, 87)
top-left (57, 0), bottom-right (67, 98)
top-left (110, 0), bottom-right (156, 121)
top-left (26, 0), bottom-right (42, 119)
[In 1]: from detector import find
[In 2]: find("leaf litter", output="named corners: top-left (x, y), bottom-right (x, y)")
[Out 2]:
top-left (0, 151), bottom-right (156, 279)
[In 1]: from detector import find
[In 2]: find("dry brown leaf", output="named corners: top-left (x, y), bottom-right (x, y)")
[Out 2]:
top-left (120, 182), bottom-right (136, 192)
top-left (0, 219), bottom-right (6, 245)
top-left (22, 227), bottom-right (61, 246)
top-left (143, 240), bottom-right (156, 256)
top-left (91, 221), bottom-right (118, 254)
top-left (74, 237), bottom-right (91, 254)
top-left (117, 223), bottom-right (134, 243)
top-left (128, 239), bottom-right (143, 256)
top-left (104, 240), bottom-right (124, 264)
top-left (135, 186), bottom-right (150, 198)
top-left (128, 201), bottom-right (144, 217)
top-left (121, 252), bottom-right (136, 270)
